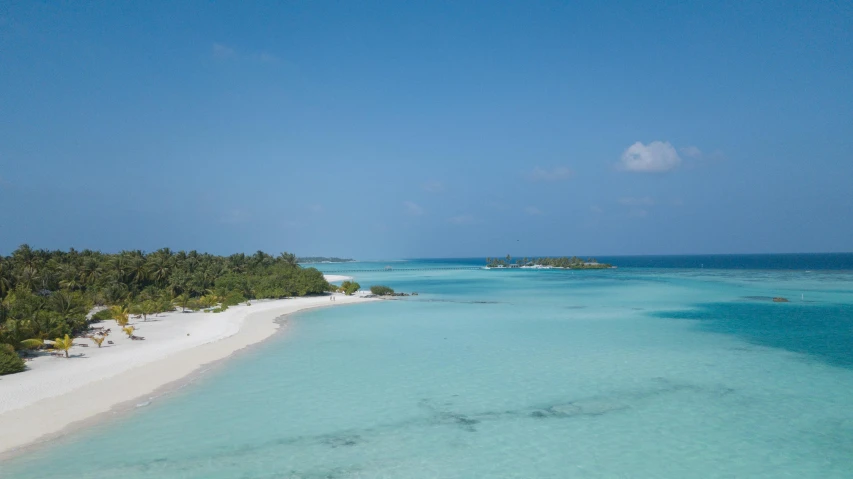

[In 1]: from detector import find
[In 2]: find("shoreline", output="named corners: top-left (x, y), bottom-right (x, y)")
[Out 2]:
top-left (0, 293), bottom-right (376, 459)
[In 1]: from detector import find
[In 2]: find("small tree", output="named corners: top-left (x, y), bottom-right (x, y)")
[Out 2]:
top-left (370, 285), bottom-right (394, 296)
top-left (341, 281), bottom-right (361, 296)
top-left (0, 344), bottom-right (25, 375)
top-left (111, 305), bottom-right (130, 326)
top-left (174, 293), bottom-right (191, 312)
top-left (142, 300), bottom-right (156, 320)
top-left (123, 326), bottom-right (135, 338)
top-left (52, 334), bottom-right (74, 358)
top-left (90, 336), bottom-right (106, 348)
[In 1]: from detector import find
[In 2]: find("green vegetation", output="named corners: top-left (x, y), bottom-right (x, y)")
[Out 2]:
top-left (0, 245), bottom-right (331, 354)
top-left (91, 309), bottom-right (113, 322)
top-left (370, 285), bottom-right (395, 296)
top-left (0, 343), bottom-right (25, 375)
top-left (298, 257), bottom-right (354, 263)
top-left (340, 280), bottom-right (361, 296)
top-left (52, 334), bottom-right (75, 358)
top-left (485, 255), bottom-right (612, 269)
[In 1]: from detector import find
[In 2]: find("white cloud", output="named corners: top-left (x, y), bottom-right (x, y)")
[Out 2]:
top-left (618, 141), bottom-right (681, 172)
top-left (212, 43), bottom-right (236, 59)
top-left (618, 197), bottom-right (655, 206)
top-left (404, 201), bottom-right (424, 216)
top-left (448, 214), bottom-right (476, 225)
top-left (525, 206), bottom-right (544, 216)
top-left (422, 181), bottom-right (445, 193)
top-left (528, 166), bottom-right (574, 181)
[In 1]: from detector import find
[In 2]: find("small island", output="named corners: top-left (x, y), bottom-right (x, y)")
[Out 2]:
top-left (297, 257), bottom-right (355, 264)
top-left (485, 255), bottom-right (613, 269)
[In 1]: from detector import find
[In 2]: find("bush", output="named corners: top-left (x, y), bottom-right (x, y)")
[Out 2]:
top-left (91, 309), bottom-right (113, 322)
top-left (223, 290), bottom-right (247, 306)
top-left (341, 281), bottom-right (361, 296)
top-left (370, 285), bottom-right (394, 295)
top-left (0, 344), bottom-right (25, 376)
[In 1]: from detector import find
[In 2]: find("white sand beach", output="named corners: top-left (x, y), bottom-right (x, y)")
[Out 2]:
top-left (0, 290), bottom-right (374, 457)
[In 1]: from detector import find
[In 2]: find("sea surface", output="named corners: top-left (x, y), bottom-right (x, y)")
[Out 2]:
top-left (3, 255), bottom-right (853, 478)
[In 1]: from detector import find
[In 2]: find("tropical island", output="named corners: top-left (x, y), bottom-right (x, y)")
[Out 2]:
top-left (0, 245), bottom-right (341, 377)
top-left (297, 257), bottom-right (355, 264)
top-left (485, 255), bottom-right (613, 269)
top-left (0, 244), bottom-right (380, 455)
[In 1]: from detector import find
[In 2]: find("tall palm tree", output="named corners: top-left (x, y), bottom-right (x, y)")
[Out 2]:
top-left (108, 255), bottom-right (131, 286)
top-left (147, 254), bottom-right (171, 286)
top-left (11, 244), bottom-right (37, 271)
top-left (0, 259), bottom-right (12, 297)
top-left (128, 253), bottom-right (148, 286)
top-left (16, 266), bottom-right (39, 291)
top-left (78, 258), bottom-right (101, 286)
top-left (279, 252), bottom-right (298, 267)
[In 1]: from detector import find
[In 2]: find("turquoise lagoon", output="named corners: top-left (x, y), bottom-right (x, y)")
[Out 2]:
top-left (3, 256), bottom-right (853, 478)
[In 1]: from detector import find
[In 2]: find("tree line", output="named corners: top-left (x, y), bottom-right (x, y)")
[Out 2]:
top-left (486, 255), bottom-right (611, 269)
top-left (0, 245), bottom-right (331, 357)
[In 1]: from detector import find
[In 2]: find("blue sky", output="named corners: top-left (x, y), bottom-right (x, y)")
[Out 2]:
top-left (1, 1), bottom-right (851, 258)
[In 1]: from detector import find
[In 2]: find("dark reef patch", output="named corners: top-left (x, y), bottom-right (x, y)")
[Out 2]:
top-left (651, 302), bottom-right (853, 369)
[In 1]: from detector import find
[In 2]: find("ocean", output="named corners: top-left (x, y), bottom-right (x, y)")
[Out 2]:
top-left (2, 255), bottom-right (853, 478)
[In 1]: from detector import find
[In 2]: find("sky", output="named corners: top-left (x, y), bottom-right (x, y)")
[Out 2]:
top-left (1, 1), bottom-right (851, 258)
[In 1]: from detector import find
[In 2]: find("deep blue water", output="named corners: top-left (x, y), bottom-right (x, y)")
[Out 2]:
top-left (320, 253), bottom-right (853, 271)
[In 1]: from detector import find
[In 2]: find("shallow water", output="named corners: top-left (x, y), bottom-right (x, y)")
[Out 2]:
top-left (3, 258), bottom-right (853, 478)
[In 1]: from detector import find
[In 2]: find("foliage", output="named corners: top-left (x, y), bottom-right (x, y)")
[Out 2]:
top-left (90, 335), bottom-right (106, 348)
top-left (0, 289), bottom-right (89, 350)
top-left (341, 281), bottom-right (361, 296)
top-left (222, 290), bottom-right (247, 306)
top-left (19, 338), bottom-right (45, 350)
top-left (52, 334), bottom-right (74, 358)
top-left (122, 326), bottom-right (135, 338)
top-left (0, 245), bottom-right (331, 350)
top-left (297, 257), bottom-right (354, 263)
top-left (370, 285), bottom-right (395, 295)
top-left (485, 256), bottom-right (611, 269)
top-left (91, 309), bottom-right (113, 321)
top-left (0, 343), bottom-right (25, 375)
top-left (110, 305), bottom-right (130, 326)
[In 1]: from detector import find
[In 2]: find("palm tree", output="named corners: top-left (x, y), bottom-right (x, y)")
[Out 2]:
top-left (0, 259), bottom-right (12, 297)
top-left (174, 292), bottom-right (191, 312)
top-left (16, 266), bottom-right (39, 291)
top-left (58, 264), bottom-right (81, 290)
top-left (78, 258), bottom-right (101, 286)
top-left (12, 244), bottom-right (37, 271)
top-left (228, 253), bottom-right (248, 274)
top-left (110, 305), bottom-right (130, 327)
top-left (128, 253), bottom-right (148, 286)
top-left (147, 254), bottom-right (171, 286)
top-left (52, 334), bottom-right (74, 358)
top-left (90, 335), bottom-right (105, 348)
top-left (141, 300), bottom-right (156, 320)
top-left (122, 326), bottom-right (135, 338)
top-left (279, 252), bottom-right (298, 267)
